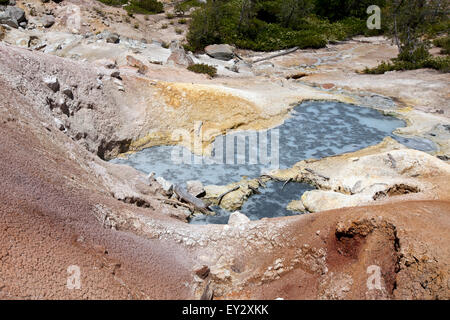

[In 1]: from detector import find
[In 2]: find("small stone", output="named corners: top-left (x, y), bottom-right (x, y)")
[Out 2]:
top-left (56, 97), bottom-right (69, 116)
top-left (62, 87), bottom-right (74, 99)
top-left (126, 55), bottom-right (148, 74)
top-left (274, 259), bottom-right (283, 270)
top-left (228, 211), bottom-right (250, 227)
top-left (105, 32), bottom-right (120, 44)
top-left (316, 230), bottom-right (321, 236)
top-left (156, 177), bottom-right (173, 195)
top-left (186, 180), bottom-right (205, 198)
top-left (41, 15), bottom-right (55, 28)
top-left (194, 265), bottom-right (210, 279)
top-left (53, 117), bottom-right (64, 131)
top-left (43, 76), bottom-right (60, 92)
top-left (110, 70), bottom-right (121, 79)
top-left (322, 83), bottom-right (335, 90)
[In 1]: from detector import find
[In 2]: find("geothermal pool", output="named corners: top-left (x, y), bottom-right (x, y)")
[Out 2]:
top-left (111, 101), bottom-right (435, 223)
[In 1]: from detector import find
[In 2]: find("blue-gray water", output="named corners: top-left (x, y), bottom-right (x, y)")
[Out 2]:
top-left (111, 101), bottom-right (435, 223)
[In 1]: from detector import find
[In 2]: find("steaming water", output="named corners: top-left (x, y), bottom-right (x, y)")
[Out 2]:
top-left (111, 101), bottom-right (435, 223)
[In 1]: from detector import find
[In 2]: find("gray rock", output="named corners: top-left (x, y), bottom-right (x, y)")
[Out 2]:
top-left (19, 21), bottom-right (26, 28)
top-left (62, 87), bottom-right (74, 99)
top-left (186, 180), bottom-right (205, 198)
top-left (41, 15), bottom-right (55, 28)
top-left (56, 97), bottom-right (69, 116)
top-left (5, 6), bottom-right (25, 23)
top-left (205, 44), bottom-right (235, 61)
top-left (53, 117), bottom-right (65, 131)
top-left (167, 40), bottom-right (194, 67)
top-left (0, 12), bottom-right (18, 28)
top-left (9, 0), bottom-right (16, 6)
top-left (43, 76), bottom-right (60, 92)
top-left (156, 177), bottom-right (173, 195)
top-left (110, 70), bottom-right (121, 79)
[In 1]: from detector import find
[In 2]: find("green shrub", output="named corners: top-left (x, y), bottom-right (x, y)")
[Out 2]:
top-left (166, 13), bottom-right (175, 19)
top-left (0, 0), bottom-right (9, 4)
top-left (364, 56), bottom-right (450, 74)
top-left (186, 0), bottom-right (374, 52)
top-left (434, 36), bottom-right (450, 55)
top-left (178, 18), bottom-right (187, 24)
top-left (126, 0), bottom-right (164, 15)
top-left (98, 0), bottom-right (164, 15)
top-left (175, 0), bottom-right (204, 16)
top-left (96, 0), bottom-right (127, 6)
top-left (187, 64), bottom-right (217, 77)
top-left (175, 28), bottom-right (184, 34)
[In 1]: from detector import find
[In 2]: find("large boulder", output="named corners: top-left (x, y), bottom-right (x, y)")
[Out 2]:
top-left (0, 6), bottom-right (26, 29)
top-left (205, 44), bottom-right (235, 61)
top-left (5, 5), bottom-right (25, 23)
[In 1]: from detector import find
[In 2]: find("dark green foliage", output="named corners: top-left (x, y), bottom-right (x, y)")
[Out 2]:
top-left (383, 0), bottom-right (448, 62)
top-left (96, 0), bottom-right (126, 6)
top-left (364, 56), bottom-right (450, 74)
top-left (186, 0), bottom-right (377, 52)
top-left (126, 0), bottom-right (164, 14)
top-left (0, 0), bottom-right (10, 4)
top-left (434, 36), bottom-right (450, 55)
top-left (187, 64), bottom-right (218, 77)
top-left (175, 0), bottom-right (204, 16)
top-left (314, 0), bottom-right (386, 22)
top-left (366, 0), bottom-right (449, 74)
top-left (96, 0), bottom-right (164, 15)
